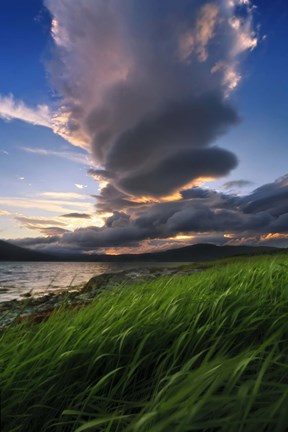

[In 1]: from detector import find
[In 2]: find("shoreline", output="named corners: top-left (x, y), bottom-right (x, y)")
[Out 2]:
top-left (0, 264), bottom-right (201, 328)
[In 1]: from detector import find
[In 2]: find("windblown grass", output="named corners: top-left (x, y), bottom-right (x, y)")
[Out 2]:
top-left (1, 255), bottom-right (288, 431)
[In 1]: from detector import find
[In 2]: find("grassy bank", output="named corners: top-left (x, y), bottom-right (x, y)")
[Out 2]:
top-left (1, 255), bottom-right (288, 431)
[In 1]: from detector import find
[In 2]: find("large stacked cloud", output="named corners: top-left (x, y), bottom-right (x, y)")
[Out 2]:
top-left (45, 0), bottom-right (257, 202)
top-left (12, 0), bottom-right (269, 253)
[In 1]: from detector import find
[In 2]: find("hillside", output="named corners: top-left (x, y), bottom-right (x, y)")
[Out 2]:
top-left (2, 254), bottom-right (288, 431)
top-left (0, 240), bottom-right (55, 261)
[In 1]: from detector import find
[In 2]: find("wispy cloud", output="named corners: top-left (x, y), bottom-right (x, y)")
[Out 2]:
top-left (14, 215), bottom-right (70, 236)
top-left (61, 213), bottom-right (91, 219)
top-left (178, 3), bottom-right (219, 62)
top-left (22, 147), bottom-right (90, 165)
top-left (0, 209), bottom-right (10, 216)
top-left (13, 211), bottom-right (100, 237)
top-left (0, 197), bottom-right (93, 213)
top-left (15, 215), bottom-right (67, 227)
top-left (0, 94), bottom-right (89, 150)
top-left (0, 94), bottom-right (51, 127)
top-left (39, 192), bottom-right (88, 200)
top-left (74, 183), bottom-right (87, 190)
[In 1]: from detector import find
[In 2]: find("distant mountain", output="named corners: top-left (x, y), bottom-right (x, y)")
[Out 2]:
top-left (0, 239), bottom-right (279, 262)
top-left (86, 243), bottom-right (278, 262)
top-left (122, 243), bottom-right (278, 262)
top-left (0, 240), bottom-right (56, 261)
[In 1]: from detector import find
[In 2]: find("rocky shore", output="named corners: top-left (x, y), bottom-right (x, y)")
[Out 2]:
top-left (0, 265), bottom-right (201, 328)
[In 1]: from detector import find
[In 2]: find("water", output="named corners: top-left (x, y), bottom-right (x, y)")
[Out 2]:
top-left (0, 261), bottom-right (184, 302)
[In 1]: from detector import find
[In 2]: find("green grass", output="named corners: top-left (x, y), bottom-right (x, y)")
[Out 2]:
top-left (1, 254), bottom-right (288, 432)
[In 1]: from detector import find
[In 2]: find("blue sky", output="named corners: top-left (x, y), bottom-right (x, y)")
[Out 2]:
top-left (0, 0), bottom-right (98, 239)
top-left (0, 0), bottom-right (49, 104)
top-left (222, 0), bottom-right (288, 187)
top-left (0, 0), bottom-right (288, 253)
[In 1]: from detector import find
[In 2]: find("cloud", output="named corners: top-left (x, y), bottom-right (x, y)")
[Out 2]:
top-left (117, 147), bottom-right (237, 197)
top-left (0, 94), bottom-right (87, 147)
top-left (0, 210), bottom-right (10, 216)
top-left (240, 175), bottom-right (288, 218)
top-left (92, 184), bottom-right (148, 213)
top-left (10, 210), bottom-right (102, 239)
top-left (0, 94), bottom-right (51, 127)
top-left (5, 0), bottom-right (263, 252)
top-left (179, 3), bottom-right (219, 62)
top-left (0, 197), bottom-right (93, 213)
top-left (14, 215), bottom-right (67, 227)
top-left (61, 213), bottom-right (91, 219)
top-left (102, 95), bottom-right (239, 197)
top-left (13, 213), bottom-right (99, 237)
top-left (38, 227), bottom-right (71, 236)
top-left (39, 192), bottom-right (88, 200)
top-left (22, 147), bottom-right (90, 165)
top-left (223, 179), bottom-right (254, 190)
top-left (259, 233), bottom-right (288, 248)
top-left (14, 215), bottom-right (70, 237)
top-left (0, 2), bottom-right (258, 206)
top-left (45, 0), bottom-right (257, 205)
top-left (13, 174), bottom-right (288, 252)
top-left (75, 184), bottom-right (87, 190)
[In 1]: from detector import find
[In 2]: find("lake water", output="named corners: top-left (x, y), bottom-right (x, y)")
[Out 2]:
top-left (0, 261), bottom-right (184, 302)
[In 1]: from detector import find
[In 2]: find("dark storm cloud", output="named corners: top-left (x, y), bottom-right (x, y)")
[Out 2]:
top-left (165, 204), bottom-right (272, 233)
top-left (180, 187), bottom-right (241, 211)
top-left (241, 175), bottom-right (288, 217)
top-left (105, 211), bottom-right (130, 228)
top-left (14, 174), bottom-right (288, 252)
top-left (46, 0), bottom-right (257, 205)
top-left (106, 96), bottom-right (238, 172)
top-left (17, 0), bottom-right (261, 253)
top-left (130, 196), bottom-right (271, 235)
top-left (181, 187), bottom-right (214, 199)
top-left (118, 147), bottom-right (237, 197)
top-left (92, 185), bottom-right (144, 213)
top-left (269, 213), bottom-right (288, 234)
top-left (87, 94), bottom-right (240, 201)
top-left (103, 96), bottom-right (239, 196)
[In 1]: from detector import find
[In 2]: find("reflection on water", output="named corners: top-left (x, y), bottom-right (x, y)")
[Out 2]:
top-left (0, 261), bottom-right (183, 302)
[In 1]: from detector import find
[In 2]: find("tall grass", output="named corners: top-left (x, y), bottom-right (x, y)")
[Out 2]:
top-left (1, 255), bottom-right (288, 431)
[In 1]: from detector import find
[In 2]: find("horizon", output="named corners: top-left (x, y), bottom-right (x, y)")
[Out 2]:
top-left (1, 0), bottom-right (288, 255)
top-left (0, 237), bottom-right (281, 259)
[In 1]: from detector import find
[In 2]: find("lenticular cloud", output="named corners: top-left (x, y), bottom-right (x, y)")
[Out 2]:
top-left (45, 0), bottom-right (257, 204)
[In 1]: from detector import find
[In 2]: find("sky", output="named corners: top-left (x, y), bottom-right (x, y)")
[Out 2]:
top-left (0, 0), bottom-right (288, 254)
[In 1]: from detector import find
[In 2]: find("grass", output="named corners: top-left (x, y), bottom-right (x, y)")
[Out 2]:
top-left (1, 254), bottom-right (288, 431)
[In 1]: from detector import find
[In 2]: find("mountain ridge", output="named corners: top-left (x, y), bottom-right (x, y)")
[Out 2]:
top-left (0, 240), bottom-right (56, 261)
top-left (0, 239), bottom-right (280, 262)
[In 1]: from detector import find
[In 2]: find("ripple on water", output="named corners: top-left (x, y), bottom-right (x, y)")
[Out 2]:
top-left (0, 261), bottom-right (186, 302)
